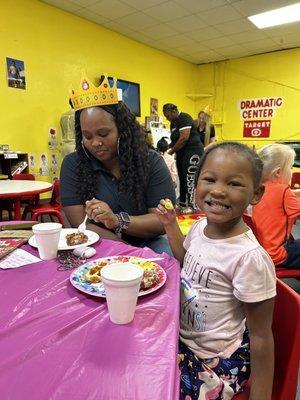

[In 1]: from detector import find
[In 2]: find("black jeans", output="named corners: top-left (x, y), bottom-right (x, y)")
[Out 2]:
top-left (176, 146), bottom-right (203, 207)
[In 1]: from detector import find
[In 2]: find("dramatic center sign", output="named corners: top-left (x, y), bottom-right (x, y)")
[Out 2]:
top-left (238, 97), bottom-right (283, 138)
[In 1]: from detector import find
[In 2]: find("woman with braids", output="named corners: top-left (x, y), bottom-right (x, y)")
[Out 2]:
top-left (60, 76), bottom-right (176, 254)
top-left (163, 103), bottom-right (204, 212)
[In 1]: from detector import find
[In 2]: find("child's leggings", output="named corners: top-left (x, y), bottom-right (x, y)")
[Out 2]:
top-left (178, 331), bottom-right (250, 400)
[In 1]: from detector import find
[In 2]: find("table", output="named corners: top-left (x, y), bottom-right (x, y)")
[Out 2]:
top-left (177, 212), bottom-right (204, 236)
top-left (0, 180), bottom-right (52, 220)
top-left (0, 238), bottom-right (180, 400)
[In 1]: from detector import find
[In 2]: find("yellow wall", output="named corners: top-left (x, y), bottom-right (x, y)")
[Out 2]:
top-left (196, 48), bottom-right (300, 148)
top-left (1, 0), bottom-right (199, 179)
top-left (2, 0), bottom-right (300, 177)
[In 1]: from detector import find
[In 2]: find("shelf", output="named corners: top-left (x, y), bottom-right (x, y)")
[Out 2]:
top-left (185, 93), bottom-right (213, 101)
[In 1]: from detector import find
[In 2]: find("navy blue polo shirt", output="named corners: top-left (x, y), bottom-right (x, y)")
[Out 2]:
top-left (60, 149), bottom-right (176, 216)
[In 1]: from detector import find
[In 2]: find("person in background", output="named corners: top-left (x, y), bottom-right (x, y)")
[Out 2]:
top-left (8, 60), bottom-right (21, 81)
top-left (252, 143), bottom-right (300, 268)
top-left (196, 110), bottom-right (216, 147)
top-left (163, 103), bottom-right (204, 211)
top-left (156, 142), bottom-right (275, 400)
top-left (60, 76), bottom-right (176, 255)
top-left (157, 137), bottom-right (178, 187)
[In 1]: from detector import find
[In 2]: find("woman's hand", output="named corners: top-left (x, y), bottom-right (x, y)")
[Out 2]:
top-left (85, 199), bottom-right (119, 230)
top-left (155, 198), bottom-right (177, 226)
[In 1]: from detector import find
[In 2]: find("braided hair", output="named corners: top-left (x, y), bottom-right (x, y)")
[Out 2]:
top-left (74, 102), bottom-right (149, 211)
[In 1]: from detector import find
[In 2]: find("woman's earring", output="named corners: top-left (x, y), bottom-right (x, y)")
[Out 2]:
top-left (117, 137), bottom-right (120, 156)
top-left (81, 139), bottom-right (91, 159)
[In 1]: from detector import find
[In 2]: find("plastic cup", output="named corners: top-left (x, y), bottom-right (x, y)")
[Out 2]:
top-left (101, 263), bottom-right (143, 325)
top-left (32, 222), bottom-right (62, 260)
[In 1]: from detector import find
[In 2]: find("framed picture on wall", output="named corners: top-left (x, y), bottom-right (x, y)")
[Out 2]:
top-left (106, 76), bottom-right (141, 117)
top-left (6, 57), bottom-right (26, 90)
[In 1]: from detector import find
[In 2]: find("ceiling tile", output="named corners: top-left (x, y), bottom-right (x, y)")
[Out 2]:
top-left (161, 34), bottom-right (196, 48)
top-left (165, 47), bottom-right (190, 57)
top-left (198, 55), bottom-right (227, 64)
top-left (142, 23), bottom-right (176, 40)
top-left (115, 12), bottom-right (159, 30)
top-left (125, 30), bottom-right (153, 44)
top-left (272, 32), bottom-right (300, 47)
top-left (175, 0), bottom-right (228, 13)
top-left (143, 1), bottom-right (190, 22)
top-left (40, 0), bottom-right (300, 65)
top-left (120, 0), bottom-right (167, 11)
top-left (102, 21), bottom-right (136, 36)
top-left (185, 26), bottom-right (222, 41)
top-left (173, 42), bottom-right (209, 53)
top-left (180, 54), bottom-right (204, 63)
top-left (216, 44), bottom-right (250, 57)
top-left (228, 29), bottom-right (270, 44)
top-left (189, 49), bottom-right (223, 59)
top-left (198, 4), bottom-right (243, 24)
top-left (263, 22), bottom-right (300, 38)
top-left (168, 14), bottom-right (209, 33)
top-left (204, 36), bottom-right (236, 49)
top-left (88, 0), bottom-right (136, 19)
top-left (74, 8), bottom-right (109, 24)
top-left (41, 0), bottom-right (81, 12)
top-left (71, 0), bottom-right (99, 6)
top-left (214, 17), bottom-right (255, 35)
top-left (242, 38), bottom-right (279, 51)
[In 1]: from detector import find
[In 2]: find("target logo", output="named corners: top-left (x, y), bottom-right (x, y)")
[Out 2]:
top-left (243, 120), bottom-right (271, 138)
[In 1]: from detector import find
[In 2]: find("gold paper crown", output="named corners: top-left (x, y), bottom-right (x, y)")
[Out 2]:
top-left (204, 105), bottom-right (213, 116)
top-left (70, 75), bottom-right (118, 111)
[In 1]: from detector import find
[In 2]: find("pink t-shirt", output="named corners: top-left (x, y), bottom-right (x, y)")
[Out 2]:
top-left (180, 218), bottom-right (276, 359)
top-left (162, 153), bottom-right (177, 185)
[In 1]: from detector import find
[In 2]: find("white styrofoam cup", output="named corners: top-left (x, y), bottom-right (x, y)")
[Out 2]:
top-left (32, 222), bottom-right (62, 260)
top-left (101, 263), bottom-right (143, 324)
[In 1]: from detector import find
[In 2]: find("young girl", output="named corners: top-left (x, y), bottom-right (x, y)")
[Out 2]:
top-left (157, 137), bottom-right (178, 187)
top-left (156, 142), bottom-right (276, 400)
top-left (252, 143), bottom-right (300, 268)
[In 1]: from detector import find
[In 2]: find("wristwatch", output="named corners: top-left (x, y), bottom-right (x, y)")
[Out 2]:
top-left (114, 212), bottom-right (131, 235)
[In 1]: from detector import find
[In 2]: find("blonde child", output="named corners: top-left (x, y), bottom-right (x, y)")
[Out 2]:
top-left (156, 142), bottom-right (276, 400)
top-left (253, 143), bottom-right (300, 267)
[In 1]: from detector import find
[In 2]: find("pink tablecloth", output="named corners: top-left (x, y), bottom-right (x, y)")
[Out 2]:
top-left (0, 238), bottom-right (180, 400)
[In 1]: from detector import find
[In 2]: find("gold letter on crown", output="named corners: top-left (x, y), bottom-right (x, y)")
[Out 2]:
top-left (70, 75), bottom-right (118, 111)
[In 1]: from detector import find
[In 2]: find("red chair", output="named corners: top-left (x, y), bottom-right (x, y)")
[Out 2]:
top-left (243, 213), bottom-right (300, 279)
top-left (22, 179), bottom-right (65, 226)
top-left (275, 266), bottom-right (300, 279)
top-left (291, 172), bottom-right (300, 189)
top-left (234, 279), bottom-right (300, 400)
top-left (13, 173), bottom-right (39, 207)
top-left (12, 173), bottom-right (35, 180)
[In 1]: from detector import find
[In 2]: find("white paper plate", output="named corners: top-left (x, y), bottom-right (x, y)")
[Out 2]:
top-left (70, 256), bottom-right (167, 298)
top-left (29, 228), bottom-right (100, 250)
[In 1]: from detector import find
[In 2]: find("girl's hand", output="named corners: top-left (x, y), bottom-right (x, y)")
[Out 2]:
top-left (155, 198), bottom-right (177, 226)
top-left (85, 199), bottom-right (119, 230)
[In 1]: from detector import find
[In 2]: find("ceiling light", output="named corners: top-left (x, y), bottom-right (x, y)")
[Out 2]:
top-left (248, 2), bottom-right (300, 28)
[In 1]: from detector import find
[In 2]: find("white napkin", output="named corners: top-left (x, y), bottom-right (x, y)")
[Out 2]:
top-left (0, 249), bottom-right (41, 269)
